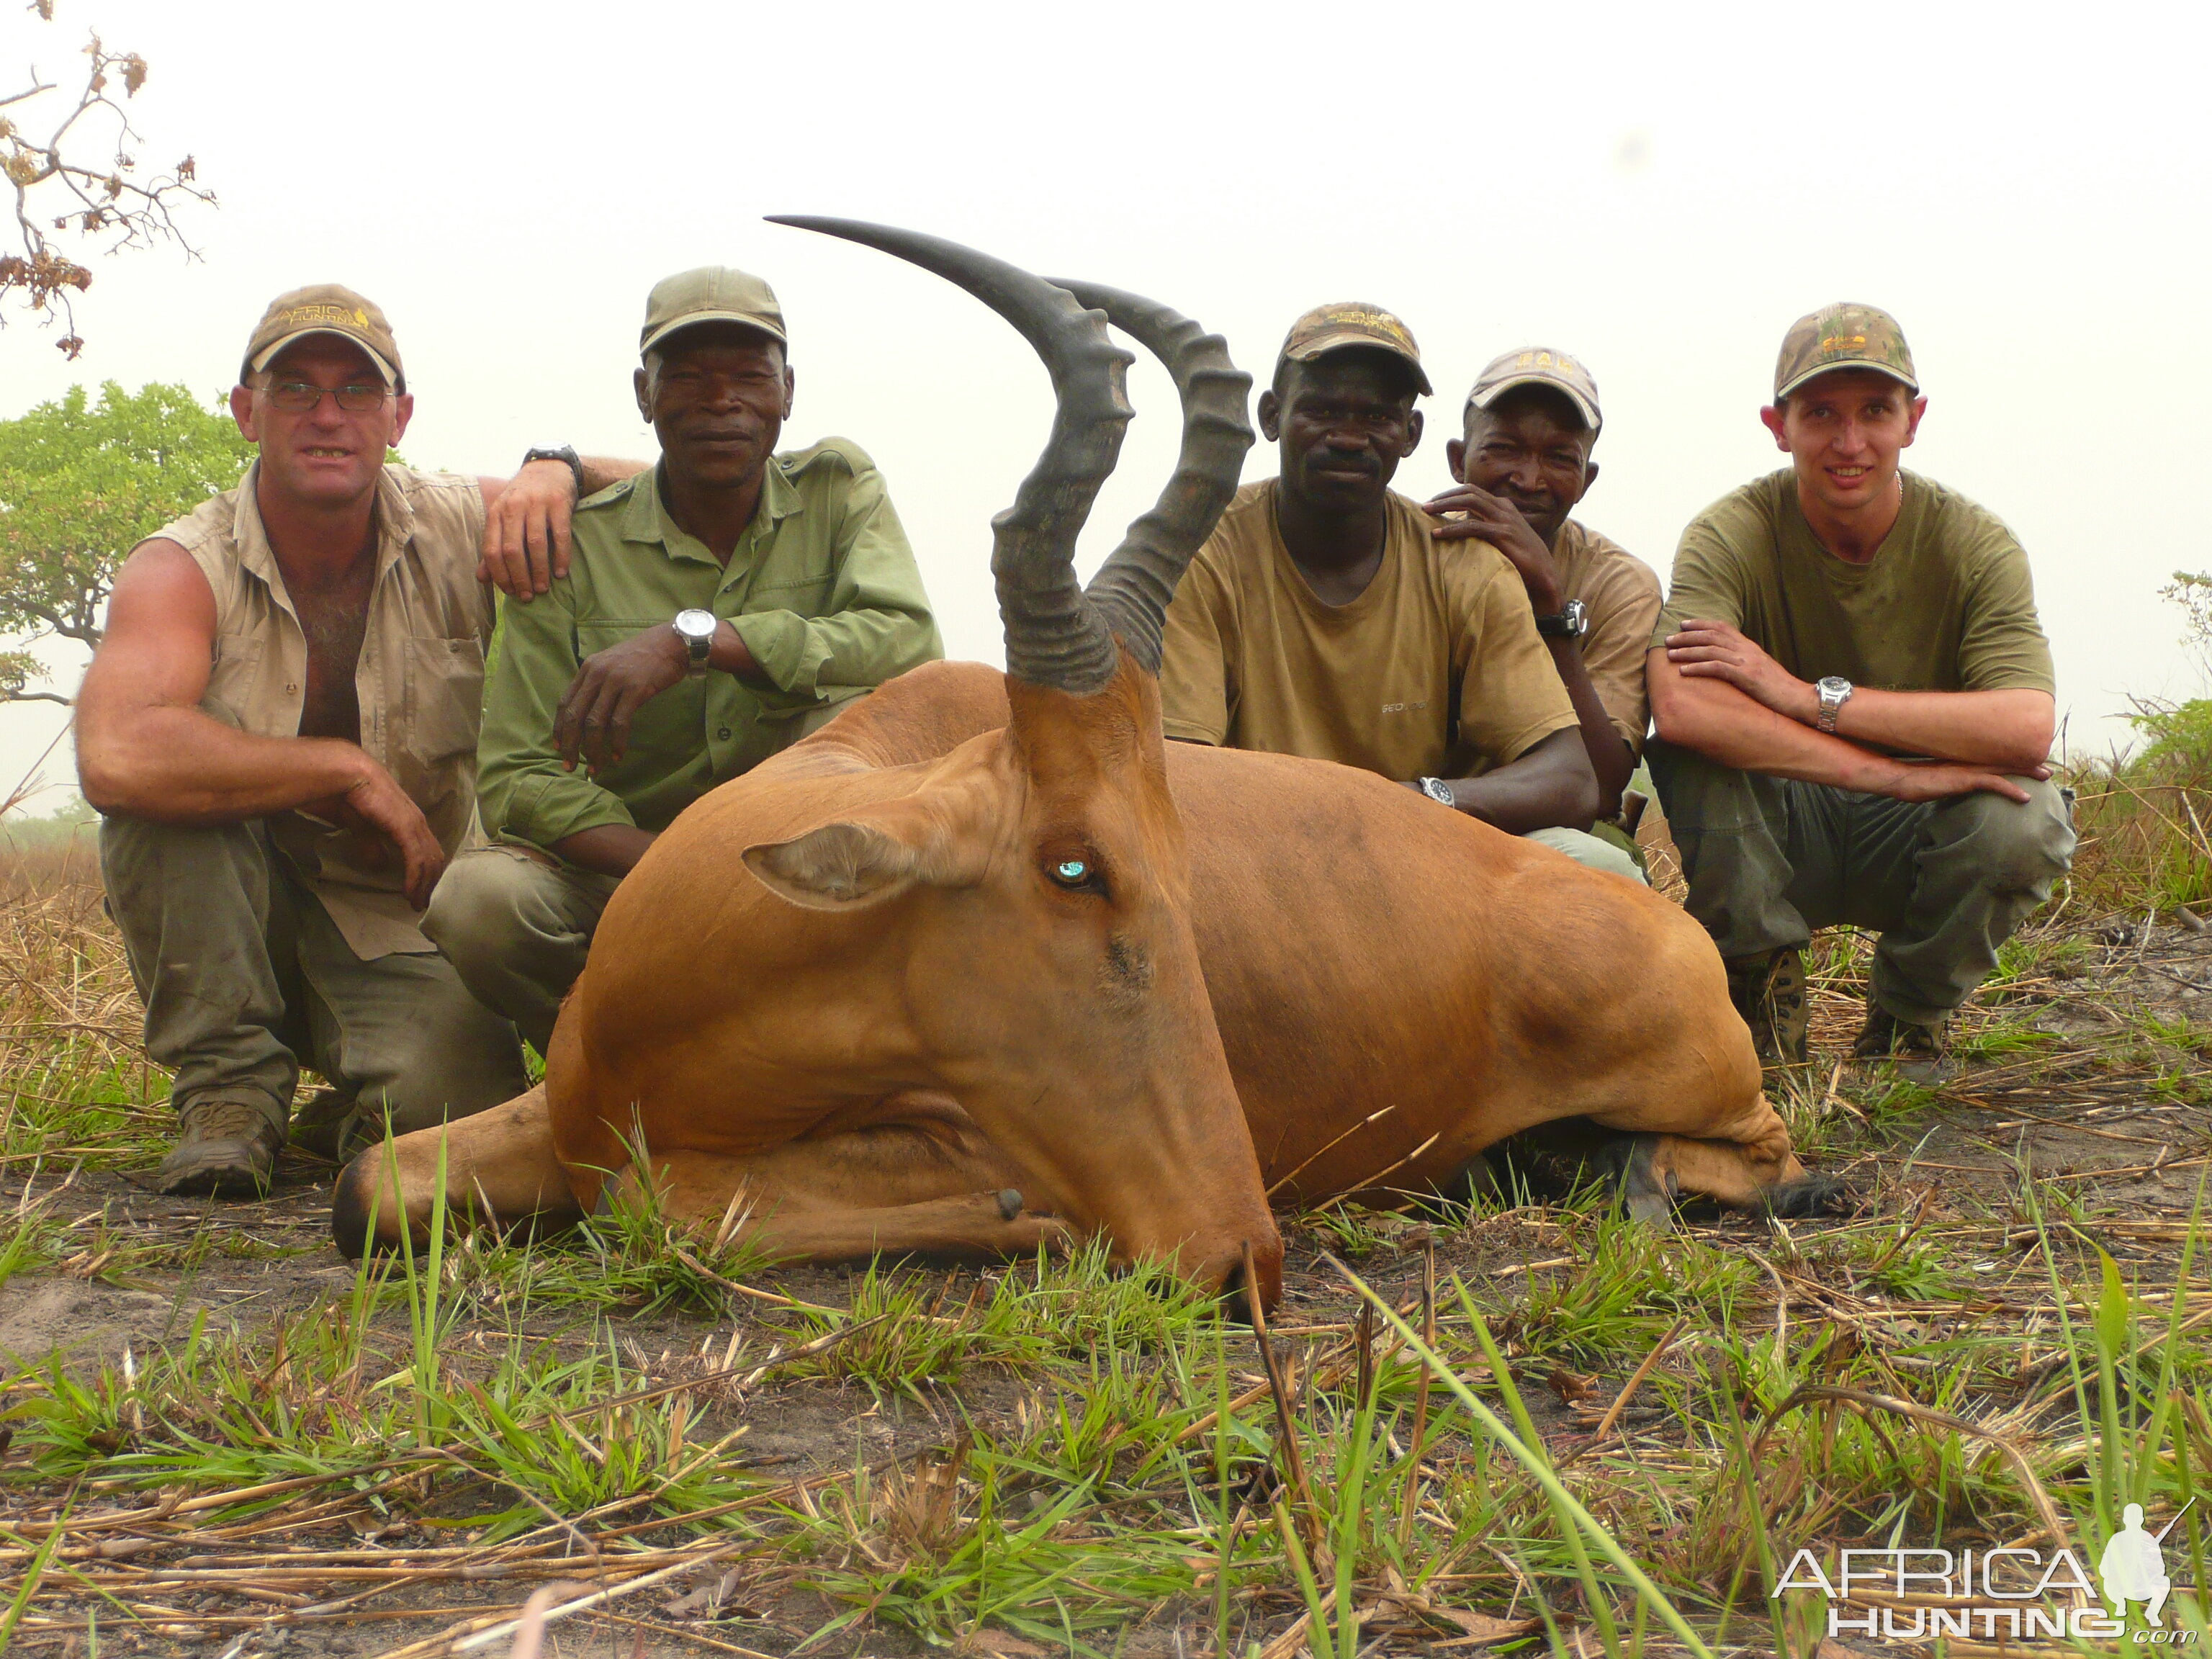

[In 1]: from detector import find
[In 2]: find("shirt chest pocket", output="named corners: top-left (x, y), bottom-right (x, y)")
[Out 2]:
top-left (405, 637), bottom-right (486, 763)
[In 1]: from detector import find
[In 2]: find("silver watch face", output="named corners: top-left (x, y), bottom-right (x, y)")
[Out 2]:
top-left (1419, 776), bottom-right (1456, 808)
top-left (673, 608), bottom-right (717, 642)
top-left (1817, 675), bottom-right (1851, 704)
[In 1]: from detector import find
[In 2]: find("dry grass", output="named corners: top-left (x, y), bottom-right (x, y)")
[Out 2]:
top-left (0, 798), bottom-right (2200, 1656)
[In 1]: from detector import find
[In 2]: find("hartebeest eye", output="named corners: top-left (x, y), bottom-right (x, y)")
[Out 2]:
top-left (1043, 854), bottom-right (1108, 897)
top-left (1054, 860), bottom-right (1088, 884)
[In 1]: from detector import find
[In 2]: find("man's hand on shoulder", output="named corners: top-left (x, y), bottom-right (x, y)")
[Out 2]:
top-left (478, 454), bottom-right (649, 601)
top-left (479, 459), bottom-right (583, 601)
top-left (1664, 619), bottom-right (1819, 724)
top-left (554, 624), bottom-right (691, 774)
top-left (1423, 481), bottom-right (1563, 613)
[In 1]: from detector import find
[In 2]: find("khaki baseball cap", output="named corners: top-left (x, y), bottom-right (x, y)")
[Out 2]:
top-left (1277, 302), bottom-right (1431, 396)
top-left (1774, 302), bottom-right (1918, 400)
top-left (640, 266), bottom-right (786, 359)
top-left (1465, 346), bottom-right (1602, 433)
top-left (241, 284), bottom-right (402, 387)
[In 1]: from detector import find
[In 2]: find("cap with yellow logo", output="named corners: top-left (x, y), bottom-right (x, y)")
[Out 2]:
top-left (640, 266), bottom-right (787, 360)
top-left (1465, 346), bottom-right (1602, 434)
top-left (1774, 302), bottom-right (1917, 400)
top-left (1277, 302), bottom-right (1431, 396)
top-left (241, 284), bottom-right (403, 388)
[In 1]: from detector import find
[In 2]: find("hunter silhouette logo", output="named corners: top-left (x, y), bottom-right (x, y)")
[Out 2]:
top-left (2103, 1501), bottom-right (2191, 1627)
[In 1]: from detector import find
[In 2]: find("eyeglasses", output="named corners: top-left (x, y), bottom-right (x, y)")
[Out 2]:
top-left (262, 381), bottom-right (392, 413)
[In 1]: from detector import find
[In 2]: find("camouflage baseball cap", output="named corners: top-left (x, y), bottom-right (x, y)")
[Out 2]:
top-left (641, 266), bottom-right (786, 359)
top-left (1277, 302), bottom-right (1431, 396)
top-left (242, 284), bottom-right (402, 387)
top-left (1773, 302), bottom-right (1918, 400)
top-left (1465, 346), bottom-right (1602, 433)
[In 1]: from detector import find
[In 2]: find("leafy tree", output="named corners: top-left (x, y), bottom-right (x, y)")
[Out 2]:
top-left (4, 1), bottom-right (213, 354)
top-left (0, 379), bottom-right (251, 703)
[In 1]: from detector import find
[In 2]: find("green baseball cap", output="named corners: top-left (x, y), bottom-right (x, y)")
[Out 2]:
top-left (1277, 301), bottom-right (1431, 396)
top-left (1773, 302), bottom-right (1918, 400)
top-left (640, 266), bottom-right (786, 359)
top-left (1466, 346), bottom-right (1602, 433)
top-left (242, 284), bottom-right (402, 388)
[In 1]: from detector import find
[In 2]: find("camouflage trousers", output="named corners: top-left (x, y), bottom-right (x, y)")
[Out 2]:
top-left (1646, 739), bottom-right (2076, 1026)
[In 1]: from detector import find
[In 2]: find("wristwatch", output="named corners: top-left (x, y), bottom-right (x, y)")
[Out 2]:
top-left (521, 444), bottom-right (586, 497)
top-left (1416, 776), bottom-right (1457, 809)
top-left (1815, 675), bottom-right (1854, 733)
top-left (1534, 599), bottom-right (1588, 639)
top-left (673, 608), bottom-right (718, 678)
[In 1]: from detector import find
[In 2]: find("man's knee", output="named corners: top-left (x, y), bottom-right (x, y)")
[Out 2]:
top-left (1929, 778), bottom-right (2077, 889)
top-left (1525, 826), bottom-right (1650, 885)
top-left (422, 848), bottom-right (558, 973)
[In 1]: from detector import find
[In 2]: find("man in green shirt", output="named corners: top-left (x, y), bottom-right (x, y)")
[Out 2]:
top-left (423, 267), bottom-right (941, 1052)
top-left (1645, 303), bottom-right (2074, 1072)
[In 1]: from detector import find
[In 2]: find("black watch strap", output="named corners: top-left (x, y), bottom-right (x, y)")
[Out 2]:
top-left (1534, 598), bottom-right (1588, 639)
top-left (522, 444), bottom-right (586, 497)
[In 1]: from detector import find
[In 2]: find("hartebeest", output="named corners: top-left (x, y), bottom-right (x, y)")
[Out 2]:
top-left (336, 222), bottom-right (1832, 1306)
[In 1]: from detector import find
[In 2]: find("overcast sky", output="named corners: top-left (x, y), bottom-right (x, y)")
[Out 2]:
top-left (1, 0), bottom-right (2206, 811)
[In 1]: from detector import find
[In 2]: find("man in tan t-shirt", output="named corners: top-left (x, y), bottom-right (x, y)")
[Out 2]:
top-left (1160, 304), bottom-right (1627, 877)
top-left (1424, 349), bottom-right (1661, 866)
top-left (1646, 303), bottom-right (2074, 1072)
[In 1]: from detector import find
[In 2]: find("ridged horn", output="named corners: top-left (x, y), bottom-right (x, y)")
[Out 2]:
top-left (766, 216), bottom-right (1130, 696)
top-left (1051, 280), bottom-right (1254, 674)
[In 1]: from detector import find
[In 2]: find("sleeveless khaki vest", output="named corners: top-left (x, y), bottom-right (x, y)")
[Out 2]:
top-left (155, 464), bottom-right (493, 957)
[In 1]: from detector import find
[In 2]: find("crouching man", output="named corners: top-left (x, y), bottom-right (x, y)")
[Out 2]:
top-left (76, 285), bottom-right (611, 1194)
top-left (1159, 305), bottom-right (1619, 872)
top-left (1646, 303), bottom-right (2074, 1070)
top-left (422, 266), bottom-right (942, 1055)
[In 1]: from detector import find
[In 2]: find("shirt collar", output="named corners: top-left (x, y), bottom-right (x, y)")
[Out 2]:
top-left (624, 455), bottom-right (804, 566)
top-left (231, 460), bottom-right (411, 595)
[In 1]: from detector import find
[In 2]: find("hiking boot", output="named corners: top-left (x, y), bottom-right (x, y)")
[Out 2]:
top-left (287, 1088), bottom-right (356, 1164)
top-left (1852, 1002), bottom-right (1953, 1082)
top-left (1725, 947), bottom-right (1809, 1066)
top-left (154, 1099), bottom-right (283, 1197)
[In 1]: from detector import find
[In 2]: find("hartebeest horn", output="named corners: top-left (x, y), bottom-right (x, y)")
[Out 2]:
top-left (1051, 280), bottom-right (1254, 673)
top-left (766, 216), bottom-right (1133, 696)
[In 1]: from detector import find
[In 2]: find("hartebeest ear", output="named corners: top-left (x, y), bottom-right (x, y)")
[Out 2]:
top-left (743, 791), bottom-right (996, 912)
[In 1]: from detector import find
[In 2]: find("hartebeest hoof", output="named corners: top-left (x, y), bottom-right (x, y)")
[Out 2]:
top-left (1761, 1173), bottom-right (1852, 1218)
top-left (1606, 1134), bottom-right (1679, 1233)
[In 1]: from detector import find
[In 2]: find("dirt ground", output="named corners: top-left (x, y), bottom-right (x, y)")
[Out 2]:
top-left (0, 837), bottom-right (2206, 1654)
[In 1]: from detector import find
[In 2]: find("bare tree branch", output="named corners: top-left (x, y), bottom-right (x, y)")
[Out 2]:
top-left (2, 4), bottom-right (214, 354)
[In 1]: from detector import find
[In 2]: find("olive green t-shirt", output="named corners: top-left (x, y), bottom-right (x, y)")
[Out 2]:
top-left (1653, 469), bottom-right (2055, 695)
top-left (1159, 479), bottom-right (1578, 780)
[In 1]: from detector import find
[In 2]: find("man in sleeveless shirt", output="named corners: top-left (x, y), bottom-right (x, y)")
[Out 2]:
top-left (1645, 303), bottom-right (2074, 1073)
top-left (75, 285), bottom-right (624, 1195)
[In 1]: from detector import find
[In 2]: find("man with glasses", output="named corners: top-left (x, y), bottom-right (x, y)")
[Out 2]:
top-left (76, 284), bottom-right (612, 1195)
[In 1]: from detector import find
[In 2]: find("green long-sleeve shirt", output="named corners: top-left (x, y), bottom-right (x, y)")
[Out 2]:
top-left (476, 437), bottom-right (942, 850)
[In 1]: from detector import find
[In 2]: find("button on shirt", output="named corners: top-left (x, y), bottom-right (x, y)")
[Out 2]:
top-left (476, 438), bottom-right (941, 850)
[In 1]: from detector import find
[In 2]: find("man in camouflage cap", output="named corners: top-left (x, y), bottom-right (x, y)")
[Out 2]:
top-left (1159, 304), bottom-right (1621, 872)
top-left (1645, 302), bottom-right (2074, 1074)
top-left (74, 283), bottom-right (626, 1195)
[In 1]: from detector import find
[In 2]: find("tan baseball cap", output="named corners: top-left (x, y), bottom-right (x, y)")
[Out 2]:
top-left (640, 266), bottom-right (786, 359)
top-left (1465, 346), bottom-right (1602, 433)
top-left (1774, 302), bottom-right (1918, 400)
top-left (1277, 302), bottom-right (1431, 396)
top-left (241, 284), bottom-right (402, 387)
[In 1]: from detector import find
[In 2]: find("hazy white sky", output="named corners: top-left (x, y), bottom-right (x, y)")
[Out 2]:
top-left (2, 0), bottom-right (2206, 810)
